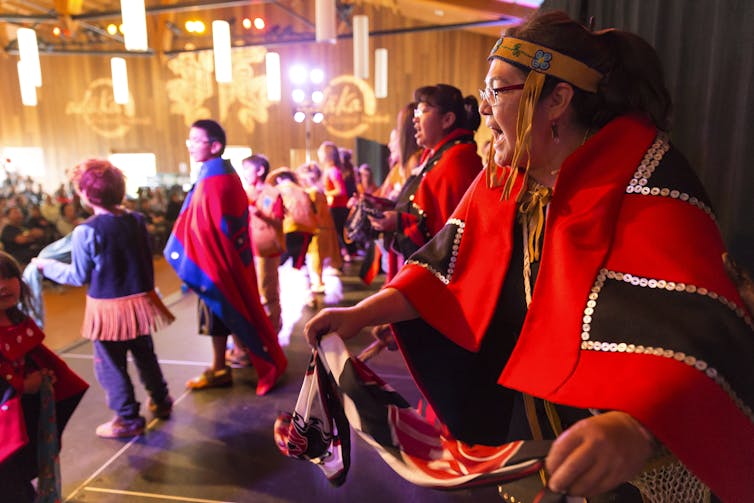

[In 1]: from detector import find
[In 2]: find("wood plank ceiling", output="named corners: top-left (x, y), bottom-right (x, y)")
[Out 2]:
top-left (0, 0), bottom-right (538, 56)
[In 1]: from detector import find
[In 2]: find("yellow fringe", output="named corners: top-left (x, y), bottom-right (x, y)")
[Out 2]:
top-left (502, 71), bottom-right (546, 202)
top-left (82, 290), bottom-right (176, 341)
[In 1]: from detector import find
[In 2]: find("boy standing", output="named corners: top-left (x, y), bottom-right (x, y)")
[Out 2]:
top-left (165, 120), bottom-right (286, 395)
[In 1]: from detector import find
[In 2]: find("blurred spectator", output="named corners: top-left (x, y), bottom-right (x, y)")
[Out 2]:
top-left (25, 205), bottom-right (56, 245)
top-left (40, 194), bottom-right (59, 224)
top-left (55, 202), bottom-right (82, 237)
top-left (356, 164), bottom-right (378, 195)
top-left (1, 207), bottom-right (45, 265)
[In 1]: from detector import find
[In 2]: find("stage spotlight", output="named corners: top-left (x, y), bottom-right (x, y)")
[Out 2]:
top-left (185, 20), bottom-right (205, 34)
top-left (293, 111), bottom-right (306, 123)
top-left (291, 89), bottom-right (305, 103)
top-left (289, 65), bottom-right (307, 85)
top-left (309, 68), bottom-right (324, 84)
top-left (106, 23), bottom-right (118, 35)
top-left (312, 112), bottom-right (324, 124)
top-left (254, 17), bottom-right (265, 30)
top-left (52, 26), bottom-right (62, 37)
top-left (242, 18), bottom-right (252, 30)
top-left (311, 90), bottom-right (324, 104)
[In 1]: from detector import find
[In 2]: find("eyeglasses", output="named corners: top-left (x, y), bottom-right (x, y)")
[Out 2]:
top-left (413, 106), bottom-right (434, 119)
top-left (185, 138), bottom-right (210, 148)
top-left (478, 83), bottom-right (525, 106)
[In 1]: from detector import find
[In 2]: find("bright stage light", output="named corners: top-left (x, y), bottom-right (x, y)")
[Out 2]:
top-left (111, 57), bottom-right (129, 104)
top-left (120, 0), bottom-right (148, 51)
top-left (291, 89), bottom-right (305, 103)
top-left (289, 65), bottom-right (307, 85)
top-left (265, 52), bottom-right (281, 102)
top-left (293, 111), bottom-right (306, 123)
top-left (17, 28), bottom-right (42, 87)
top-left (212, 20), bottom-right (232, 83)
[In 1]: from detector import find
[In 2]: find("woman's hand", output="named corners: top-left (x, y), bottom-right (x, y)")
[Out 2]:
top-left (304, 306), bottom-right (366, 347)
top-left (545, 411), bottom-right (655, 497)
top-left (369, 210), bottom-right (398, 233)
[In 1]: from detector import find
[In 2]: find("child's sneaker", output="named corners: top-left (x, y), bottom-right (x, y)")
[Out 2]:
top-left (95, 415), bottom-right (146, 438)
top-left (148, 395), bottom-right (174, 419)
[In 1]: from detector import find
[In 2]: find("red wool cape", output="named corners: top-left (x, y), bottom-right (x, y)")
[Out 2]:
top-left (389, 115), bottom-right (754, 503)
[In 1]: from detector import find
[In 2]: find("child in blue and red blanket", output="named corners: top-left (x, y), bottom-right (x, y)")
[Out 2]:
top-left (0, 251), bottom-right (88, 502)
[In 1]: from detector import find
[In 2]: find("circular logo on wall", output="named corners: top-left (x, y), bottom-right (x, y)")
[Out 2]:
top-left (65, 78), bottom-right (146, 138)
top-left (321, 75), bottom-right (383, 139)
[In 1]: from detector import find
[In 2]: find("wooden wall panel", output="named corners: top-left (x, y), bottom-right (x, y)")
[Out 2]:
top-left (0, 27), bottom-right (500, 190)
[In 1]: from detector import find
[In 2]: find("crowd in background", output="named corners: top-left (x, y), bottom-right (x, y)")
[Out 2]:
top-left (0, 167), bottom-right (186, 267)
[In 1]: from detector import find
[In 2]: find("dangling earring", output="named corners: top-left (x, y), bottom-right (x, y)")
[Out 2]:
top-left (551, 121), bottom-right (560, 144)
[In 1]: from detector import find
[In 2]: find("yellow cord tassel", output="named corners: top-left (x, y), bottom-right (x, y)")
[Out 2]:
top-left (519, 184), bottom-right (552, 262)
top-left (502, 71), bottom-right (546, 201)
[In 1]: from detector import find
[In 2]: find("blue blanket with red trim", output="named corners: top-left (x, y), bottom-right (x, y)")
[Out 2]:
top-left (164, 157), bottom-right (286, 394)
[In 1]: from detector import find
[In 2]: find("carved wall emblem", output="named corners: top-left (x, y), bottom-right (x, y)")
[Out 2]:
top-left (65, 78), bottom-right (147, 138)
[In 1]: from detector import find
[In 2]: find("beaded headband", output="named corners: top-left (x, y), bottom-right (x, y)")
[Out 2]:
top-left (488, 37), bottom-right (604, 92)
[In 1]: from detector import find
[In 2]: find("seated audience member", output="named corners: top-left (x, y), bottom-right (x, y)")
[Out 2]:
top-left (40, 194), bottom-right (61, 227)
top-left (55, 202), bottom-right (82, 237)
top-left (25, 205), bottom-right (56, 245)
top-left (1, 207), bottom-right (45, 265)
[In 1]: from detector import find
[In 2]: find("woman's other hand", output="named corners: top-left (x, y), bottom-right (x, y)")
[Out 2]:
top-left (369, 210), bottom-right (398, 233)
top-left (545, 411), bottom-right (655, 497)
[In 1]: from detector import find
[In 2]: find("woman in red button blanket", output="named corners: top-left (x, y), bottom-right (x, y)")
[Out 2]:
top-left (0, 251), bottom-right (88, 502)
top-left (306, 10), bottom-right (754, 503)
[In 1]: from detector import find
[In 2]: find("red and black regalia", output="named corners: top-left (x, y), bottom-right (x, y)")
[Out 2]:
top-left (387, 115), bottom-right (754, 502)
top-left (1, 316), bottom-right (88, 499)
top-left (164, 157), bottom-right (287, 395)
top-left (392, 128), bottom-right (482, 259)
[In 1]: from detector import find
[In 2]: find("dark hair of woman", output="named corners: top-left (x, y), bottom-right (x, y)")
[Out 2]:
top-left (413, 83), bottom-right (482, 132)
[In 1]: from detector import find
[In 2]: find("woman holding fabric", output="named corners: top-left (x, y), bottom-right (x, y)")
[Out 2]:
top-left (369, 84), bottom-right (482, 260)
top-left (306, 10), bottom-right (753, 502)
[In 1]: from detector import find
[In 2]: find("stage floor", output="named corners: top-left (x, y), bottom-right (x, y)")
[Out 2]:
top-left (49, 260), bottom-right (502, 503)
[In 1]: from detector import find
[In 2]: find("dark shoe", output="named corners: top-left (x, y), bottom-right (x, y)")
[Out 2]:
top-left (186, 367), bottom-right (233, 390)
top-left (96, 415), bottom-right (146, 438)
top-left (148, 395), bottom-right (173, 419)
